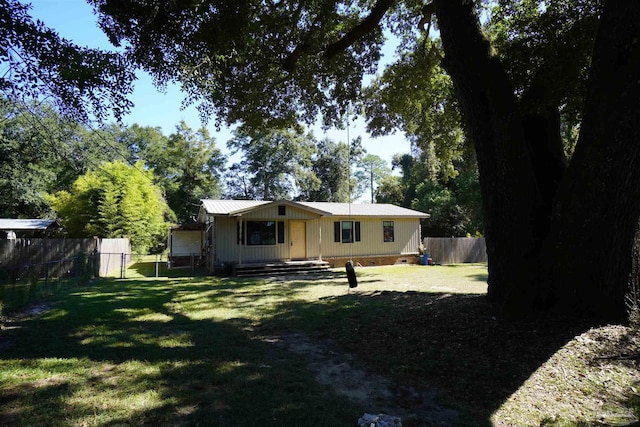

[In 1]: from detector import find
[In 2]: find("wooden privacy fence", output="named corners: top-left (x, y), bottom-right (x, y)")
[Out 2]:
top-left (423, 237), bottom-right (487, 264)
top-left (0, 238), bottom-right (131, 279)
top-left (0, 238), bottom-right (97, 269)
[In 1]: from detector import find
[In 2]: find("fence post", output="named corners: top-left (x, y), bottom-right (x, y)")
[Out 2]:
top-left (93, 249), bottom-right (99, 278)
top-left (155, 254), bottom-right (159, 278)
top-left (121, 253), bottom-right (126, 279)
top-left (44, 261), bottom-right (49, 287)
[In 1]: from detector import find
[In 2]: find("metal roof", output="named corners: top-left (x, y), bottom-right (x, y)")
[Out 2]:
top-left (0, 219), bottom-right (60, 230)
top-left (200, 200), bottom-right (429, 218)
top-left (296, 202), bottom-right (429, 218)
top-left (201, 200), bottom-right (270, 215)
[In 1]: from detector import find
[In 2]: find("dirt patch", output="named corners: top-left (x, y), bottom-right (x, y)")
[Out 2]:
top-left (1, 303), bottom-right (50, 321)
top-left (0, 303), bottom-right (52, 352)
top-left (262, 332), bottom-right (459, 427)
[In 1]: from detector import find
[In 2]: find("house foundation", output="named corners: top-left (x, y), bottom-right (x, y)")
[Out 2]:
top-left (323, 254), bottom-right (420, 268)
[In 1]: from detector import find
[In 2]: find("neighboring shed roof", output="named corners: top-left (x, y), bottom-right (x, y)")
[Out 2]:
top-left (200, 200), bottom-right (429, 218)
top-left (170, 222), bottom-right (205, 231)
top-left (0, 219), bottom-right (60, 230)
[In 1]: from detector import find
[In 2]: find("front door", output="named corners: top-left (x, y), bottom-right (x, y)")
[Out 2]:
top-left (290, 221), bottom-right (306, 259)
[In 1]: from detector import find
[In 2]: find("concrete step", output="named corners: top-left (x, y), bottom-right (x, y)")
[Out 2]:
top-left (233, 261), bottom-right (331, 277)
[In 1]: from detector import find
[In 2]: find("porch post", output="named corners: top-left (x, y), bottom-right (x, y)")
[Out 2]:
top-left (208, 217), bottom-right (216, 272)
top-left (318, 222), bottom-right (322, 261)
top-left (238, 217), bottom-right (243, 265)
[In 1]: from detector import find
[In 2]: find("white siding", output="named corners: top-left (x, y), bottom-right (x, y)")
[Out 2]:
top-left (215, 216), bottom-right (291, 263)
top-left (306, 218), bottom-right (322, 258)
top-left (170, 230), bottom-right (203, 256)
top-left (314, 217), bottom-right (422, 258)
top-left (243, 204), bottom-right (319, 220)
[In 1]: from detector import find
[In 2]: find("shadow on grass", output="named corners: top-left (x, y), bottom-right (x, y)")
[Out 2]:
top-left (0, 277), bottom-right (358, 426)
top-left (1, 270), bottom-right (629, 426)
top-left (260, 290), bottom-right (596, 425)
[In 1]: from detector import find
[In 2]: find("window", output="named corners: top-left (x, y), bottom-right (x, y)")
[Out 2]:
top-left (342, 221), bottom-right (353, 243)
top-left (383, 221), bottom-right (395, 242)
top-left (334, 221), bottom-right (361, 243)
top-left (246, 221), bottom-right (276, 245)
top-left (278, 205), bottom-right (286, 216)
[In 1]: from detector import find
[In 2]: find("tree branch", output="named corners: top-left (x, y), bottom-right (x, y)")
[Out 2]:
top-left (282, 0), bottom-right (395, 72)
top-left (323, 0), bottom-right (395, 60)
top-left (282, 41), bottom-right (309, 73)
top-left (418, 2), bottom-right (435, 34)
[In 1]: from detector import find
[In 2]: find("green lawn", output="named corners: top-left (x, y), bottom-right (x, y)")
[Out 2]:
top-left (1, 263), bottom-right (638, 426)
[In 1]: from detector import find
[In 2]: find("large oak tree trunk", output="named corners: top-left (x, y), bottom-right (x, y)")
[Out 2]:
top-left (434, 0), bottom-right (640, 322)
top-left (546, 0), bottom-right (640, 322)
top-left (433, 0), bottom-right (544, 315)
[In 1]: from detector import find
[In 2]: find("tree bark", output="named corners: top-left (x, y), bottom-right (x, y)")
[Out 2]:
top-left (433, 0), bottom-right (543, 314)
top-left (546, 0), bottom-right (640, 322)
top-left (519, 75), bottom-right (567, 216)
top-left (434, 0), bottom-right (640, 322)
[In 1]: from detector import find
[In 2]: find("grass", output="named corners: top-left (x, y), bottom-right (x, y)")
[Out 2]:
top-left (0, 276), bottom-right (84, 317)
top-left (0, 262), bottom-right (638, 426)
top-left (0, 254), bottom-right (95, 316)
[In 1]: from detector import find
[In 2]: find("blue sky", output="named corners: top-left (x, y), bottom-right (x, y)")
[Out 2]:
top-left (27, 0), bottom-right (411, 166)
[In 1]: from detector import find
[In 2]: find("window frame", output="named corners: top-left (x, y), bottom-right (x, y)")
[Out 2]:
top-left (341, 221), bottom-right (353, 243)
top-left (277, 221), bottom-right (285, 244)
top-left (246, 220), bottom-right (277, 246)
top-left (334, 220), bottom-right (361, 243)
top-left (383, 220), bottom-right (395, 243)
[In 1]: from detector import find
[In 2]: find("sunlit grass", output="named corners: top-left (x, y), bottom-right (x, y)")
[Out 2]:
top-left (2, 263), bottom-right (382, 425)
top-left (0, 357), bottom-right (170, 425)
top-left (0, 261), bottom-right (517, 426)
top-left (492, 326), bottom-right (640, 426)
top-left (5, 262), bottom-right (630, 426)
top-left (114, 307), bottom-right (174, 323)
top-left (353, 263), bottom-right (488, 294)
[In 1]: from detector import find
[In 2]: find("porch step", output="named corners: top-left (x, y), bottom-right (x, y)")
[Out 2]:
top-left (233, 261), bottom-right (331, 277)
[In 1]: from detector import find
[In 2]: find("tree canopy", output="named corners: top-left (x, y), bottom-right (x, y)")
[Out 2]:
top-left (355, 154), bottom-right (391, 203)
top-left (0, 97), bottom-right (131, 218)
top-left (295, 136), bottom-right (363, 203)
top-left (363, 36), bottom-right (468, 183)
top-left (47, 160), bottom-right (174, 253)
top-left (132, 121), bottom-right (227, 223)
top-left (226, 126), bottom-right (315, 200)
top-left (90, 0), bottom-right (392, 129)
top-left (1, 0), bottom-right (134, 122)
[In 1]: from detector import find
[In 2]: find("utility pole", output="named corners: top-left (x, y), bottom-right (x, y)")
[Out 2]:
top-left (370, 166), bottom-right (374, 204)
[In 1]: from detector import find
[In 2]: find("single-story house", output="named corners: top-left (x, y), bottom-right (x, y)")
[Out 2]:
top-left (196, 199), bottom-right (429, 272)
top-left (0, 218), bottom-right (62, 239)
